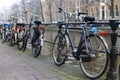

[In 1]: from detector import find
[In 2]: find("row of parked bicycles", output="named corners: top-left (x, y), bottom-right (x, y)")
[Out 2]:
top-left (1, 8), bottom-right (115, 79)
top-left (1, 17), bottom-right (45, 57)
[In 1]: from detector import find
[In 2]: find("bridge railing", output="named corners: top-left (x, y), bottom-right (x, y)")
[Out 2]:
top-left (42, 20), bottom-right (120, 80)
top-left (1, 19), bottom-right (120, 80)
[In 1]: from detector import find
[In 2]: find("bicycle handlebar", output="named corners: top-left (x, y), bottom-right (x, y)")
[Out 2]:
top-left (11, 16), bottom-right (24, 20)
top-left (58, 7), bottom-right (87, 16)
top-left (25, 11), bottom-right (40, 17)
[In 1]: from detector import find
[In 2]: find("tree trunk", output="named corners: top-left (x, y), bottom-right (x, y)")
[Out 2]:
top-left (40, 0), bottom-right (44, 23)
top-left (111, 0), bottom-right (114, 18)
top-left (22, 0), bottom-right (28, 23)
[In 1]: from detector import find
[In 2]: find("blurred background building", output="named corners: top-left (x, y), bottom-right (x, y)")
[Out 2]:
top-left (0, 0), bottom-right (120, 23)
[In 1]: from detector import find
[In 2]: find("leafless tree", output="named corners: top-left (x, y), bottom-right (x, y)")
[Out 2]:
top-left (40, 0), bottom-right (44, 22)
top-left (46, 0), bottom-right (53, 22)
top-left (21, 0), bottom-right (28, 23)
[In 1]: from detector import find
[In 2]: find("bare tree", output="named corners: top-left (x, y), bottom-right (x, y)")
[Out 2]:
top-left (40, 0), bottom-right (44, 22)
top-left (111, 0), bottom-right (114, 18)
top-left (101, 0), bottom-right (115, 18)
top-left (21, 0), bottom-right (28, 23)
top-left (11, 4), bottom-right (19, 17)
top-left (47, 0), bottom-right (53, 22)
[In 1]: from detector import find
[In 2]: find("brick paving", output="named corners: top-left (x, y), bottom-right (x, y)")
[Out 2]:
top-left (0, 43), bottom-right (106, 80)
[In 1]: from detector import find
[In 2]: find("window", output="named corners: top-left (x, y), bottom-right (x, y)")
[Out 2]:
top-left (86, 0), bottom-right (88, 4)
top-left (108, 7), bottom-right (112, 16)
top-left (101, 0), bottom-right (105, 2)
top-left (115, 5), bottom-right (119, 16)
top-left (96, 0), bottom-right (100, 2)
top-left (86, 10), bottom-right (88, 14)
top-left (102, 6), bottom-right (105, 19)
top-left (91, 8), bottom-right (94, 16)
top-left (96, 8), bottom-right (99, 17)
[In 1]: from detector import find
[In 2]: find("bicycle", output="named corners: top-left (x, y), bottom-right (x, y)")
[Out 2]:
top-left (17, 23), bottom-right (26, 50)
top-left (2, 26), bottom-right (11, 43)
top-left (52, 7), bottom-right (109, 79)
top-left (22, 12), bottom-right (45, 57)
top-left (2, 21), bottom-right (13, 43)
top-left (9, 17), bottom-right (25, 47)
top-left (9, 23), bottom-right (16, 46)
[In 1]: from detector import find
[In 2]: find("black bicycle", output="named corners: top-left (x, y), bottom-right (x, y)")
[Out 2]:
top-left (22, 12), bottom-right (45, 57)
top-left (52, 7), bottom-right (109, 79)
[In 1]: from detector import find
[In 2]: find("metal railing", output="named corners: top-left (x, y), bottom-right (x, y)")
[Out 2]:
top-left (1, 19), bottom-right (120, 80)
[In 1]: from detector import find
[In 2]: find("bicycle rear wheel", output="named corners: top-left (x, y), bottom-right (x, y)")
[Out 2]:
top-left (32, 40), bottom-right (42, 57)
top-left (22, 30), bottom-right (30, 51)
top-left (52, 33), bottom-right (68, 66)
top-left (9, 34), bottom-right (15, 46)
top-left (17, 39), bottom-right (24, 50)
top-left (79, 35), bottom-right (109, 79)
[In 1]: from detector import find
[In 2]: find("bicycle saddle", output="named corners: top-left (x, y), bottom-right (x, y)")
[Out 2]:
top-left (34, 21), bottom-right (41, 25)
top-left (84, 16), bottom-right (95, 22)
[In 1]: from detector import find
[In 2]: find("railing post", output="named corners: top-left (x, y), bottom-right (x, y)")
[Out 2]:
top-left (106, 20), bottom-right (119, 80)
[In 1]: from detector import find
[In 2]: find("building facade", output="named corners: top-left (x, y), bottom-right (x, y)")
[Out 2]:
top-left (6, 0), bottom-right (120, 23)
top-left (80, 0), bottom-right (120, 20)
top-left (41, 0), bottom-right (77, 22)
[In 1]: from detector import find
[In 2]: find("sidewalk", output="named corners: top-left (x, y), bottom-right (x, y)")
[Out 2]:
top-left (0, 43), bottom-right (105, 80)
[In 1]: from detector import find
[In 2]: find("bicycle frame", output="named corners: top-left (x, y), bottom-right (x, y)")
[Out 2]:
top-left (60, 24), bottom-right (89, 60)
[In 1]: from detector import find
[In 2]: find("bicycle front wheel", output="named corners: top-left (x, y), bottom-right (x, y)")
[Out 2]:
top-left (32, 46), bottom-right (42, 57)
top-left (79, 35), bottom-right (109, 79)
top-left (17, 41), bottom-right (24, 50)
top-left (52, 33), bottom-right (68, 66)
top-left (9, 34), bottom-right (15, 46)
top-left (32, 40), bottom-right (42, 57)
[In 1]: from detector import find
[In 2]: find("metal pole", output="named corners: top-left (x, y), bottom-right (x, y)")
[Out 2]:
top-left (106, 20), bottom-right (119, 80)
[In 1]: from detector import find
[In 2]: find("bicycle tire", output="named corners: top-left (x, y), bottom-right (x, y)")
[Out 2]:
top-left (52, 33), bottom-right (68, 66)
top-left (22, 30), bottom-right (30, 51)
top-left (32, 41), bottom-right (42, 57)
top-left (17, 31), bottom-right (24, 50)
top-left (17, 38), bottom-right (24, 50)
top-left (79, 34), bottom-right (109, 79)
top-left (9, 34), bottom-right (15, 46)
top-left (22, 36), bottom-right (28, 51)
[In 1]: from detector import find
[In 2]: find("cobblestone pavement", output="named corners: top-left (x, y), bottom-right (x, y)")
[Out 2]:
top-left (0, 43), bottom-right (106, 80)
